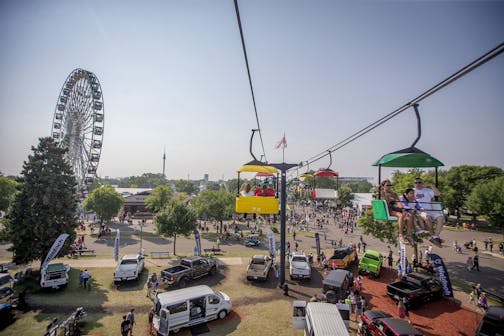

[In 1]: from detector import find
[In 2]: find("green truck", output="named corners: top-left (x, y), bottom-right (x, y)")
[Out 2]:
top-left (358, 250), bottom-right (383, 277)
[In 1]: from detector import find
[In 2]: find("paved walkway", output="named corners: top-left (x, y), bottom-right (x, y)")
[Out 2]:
top-left (1, 210), bottom-right (503, 295)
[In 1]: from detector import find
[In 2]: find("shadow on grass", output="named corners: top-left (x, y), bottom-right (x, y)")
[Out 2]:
top-left (113, 268), bottom-right (149, 292)
top-left (158, 265), bottom-right (229, 292)
top-left (205, 309), bottom-right (241, 335)
top-left (28, 268), bottom-right (109, 314)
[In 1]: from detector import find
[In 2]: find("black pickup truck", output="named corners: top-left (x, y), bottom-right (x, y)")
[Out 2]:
top-left (161, 256), bottom-right (218, 288)
top-left (386, 272), bottom-right (442, 308)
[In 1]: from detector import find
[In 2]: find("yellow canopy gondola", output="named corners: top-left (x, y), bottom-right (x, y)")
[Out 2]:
top-left (236, 162), bottom-right (280, 215)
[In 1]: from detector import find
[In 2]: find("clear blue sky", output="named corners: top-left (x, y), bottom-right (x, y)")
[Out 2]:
top-left (1, 1), bottom-right (503, 181)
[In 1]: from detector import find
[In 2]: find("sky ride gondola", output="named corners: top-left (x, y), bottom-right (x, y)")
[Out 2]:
top-left (235, 131), bottom-right (280, 215)
top-left (371, 104), bottom-right (444, 221)
top-left (311, 152), bottom-right (339, 200)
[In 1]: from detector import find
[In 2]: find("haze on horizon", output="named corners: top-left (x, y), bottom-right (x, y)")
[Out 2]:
top-left (1, 1), bottom-right (503, 182)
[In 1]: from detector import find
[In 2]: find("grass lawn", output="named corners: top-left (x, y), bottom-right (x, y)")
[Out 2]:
top-left (1, 263), bottom-right (305, 336)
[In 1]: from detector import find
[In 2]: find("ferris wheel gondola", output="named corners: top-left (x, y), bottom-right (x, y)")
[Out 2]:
top-left (51, 68), bottom-right (104, 198)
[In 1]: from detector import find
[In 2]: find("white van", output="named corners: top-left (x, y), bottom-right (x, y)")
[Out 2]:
top-left (152, 285), bottom-right (232, 335)
top-left (293, 301), bottom-right (349, 336)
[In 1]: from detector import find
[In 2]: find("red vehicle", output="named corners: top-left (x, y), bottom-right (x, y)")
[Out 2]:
top-left (358, 310), bottom-right (423, 336)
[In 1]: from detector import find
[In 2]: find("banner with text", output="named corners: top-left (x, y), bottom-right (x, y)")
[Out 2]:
top-left (429, 253), bottom-right (454, 297)
top-left (399, 241), bottom-right (407, 277)
top-left (42, 233), bottom-right (69, 271)
top-left (114, 229), bottom-right (120, 262)
top-left (194, 229), bottom-right (202, 256)
top-left (267, 229), bottom-right (276, 259)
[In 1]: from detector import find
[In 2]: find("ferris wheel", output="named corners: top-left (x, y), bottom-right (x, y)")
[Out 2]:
top-left (51, 68), bottom-right (104, 198)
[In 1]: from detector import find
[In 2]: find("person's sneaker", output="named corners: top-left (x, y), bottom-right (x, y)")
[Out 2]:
top-left (416, 228), bottom-right (430, 235)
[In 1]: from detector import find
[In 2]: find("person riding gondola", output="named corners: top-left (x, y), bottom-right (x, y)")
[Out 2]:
top-left (239, 182), bottom-right (254, 196)
top-left (380, 180), bottom-right (411, 244)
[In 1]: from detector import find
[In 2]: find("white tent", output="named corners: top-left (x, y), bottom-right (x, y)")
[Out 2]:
top-left (352, 193), bottom-right (373, 213)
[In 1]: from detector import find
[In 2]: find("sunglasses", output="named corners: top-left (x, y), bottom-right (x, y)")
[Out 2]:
top-left (414, 181), bottom-right (423, 184)
top-left (384, 184), bottom-right (392, 187)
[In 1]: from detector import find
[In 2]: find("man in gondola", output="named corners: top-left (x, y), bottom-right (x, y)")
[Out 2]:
top-left (414, 178), bottom-right (444, 246)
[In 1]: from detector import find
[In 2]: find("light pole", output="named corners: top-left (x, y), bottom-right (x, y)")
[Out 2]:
top-left (271, 162), bottom-right (298, 289)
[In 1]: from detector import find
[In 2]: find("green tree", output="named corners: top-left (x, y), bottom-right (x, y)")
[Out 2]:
top-left (205, 181), bottom-right (222, 191)
top-left (145, 185), bottom-right (173, 212)
top-left (175, 179), bottom-right (197, 194)
top-left (191, 190), bottom-right (234, 234)
top-left (117, 173), bottom-right (167, 188)
top-left (345, 180), bottom-right (373, 193)
top-left (389, 169), bottom-right (426, 195)
top-left (337, 185), bottom-right (354, 207)
top-left (358, 209), bottom-right (398, 245)
top-left (83, 185), bottom-right (124, 225)
top-left (314, 176), bottom-right (338, 189)
top-left (226, 178), bottom-right (241, 195)
top-left (466, 176), bottom-right (504, 231)
top-left (6, 137), bottom-right (78, 265)
top-left (0, 176), bottom-right (17, 212)
top-left (155, 200), bottom-right (197, 255)
top-left (443, 165), bottom-right (503, 218)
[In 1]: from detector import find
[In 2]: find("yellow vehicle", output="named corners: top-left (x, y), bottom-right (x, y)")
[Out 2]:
top-left (328, 246), bottom-right (357, 270)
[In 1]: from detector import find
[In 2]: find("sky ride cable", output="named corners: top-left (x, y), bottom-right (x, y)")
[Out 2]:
top-left (301, 42), bottom-right (504, 170)
top-left (234, 0), bottom-right (267, 163)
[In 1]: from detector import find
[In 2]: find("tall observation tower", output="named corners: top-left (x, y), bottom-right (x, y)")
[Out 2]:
top-left (162, 149), bottom-right (166, 178)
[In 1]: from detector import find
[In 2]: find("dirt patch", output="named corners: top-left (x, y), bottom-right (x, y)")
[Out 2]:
top-left (360, 267), bottom-right (481, 336)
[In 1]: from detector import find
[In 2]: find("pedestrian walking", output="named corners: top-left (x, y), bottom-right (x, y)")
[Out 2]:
top-left (82, 269), bottom-right (91, 289)
top-left (466, 256), bottom-right (473, 271)
top-left (478, 292), bottom-right (489, 311)
top-left (401, 297), bottom-right (411, 323)
top-left (397, 299), bottom-right (407, 321)
top-left (471, 254), bottom-right (480, 271)
top-left (126, 308), bottom-right (135, 336)
top-left (121, 315), bottom-right (131, 336)
top-left (148, 308), bottom-right (155, 334)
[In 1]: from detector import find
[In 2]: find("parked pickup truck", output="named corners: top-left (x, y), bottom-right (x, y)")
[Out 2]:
top-left (246, 255), bottom-right (273, 281)
top-left (40, 263), bottom-right (70, 289)
top-left (328, 246), bottom-right (357, 270)
top-left (359, 250), bottom-right (383, 278)
top-left (114, 254), bottom-right (145, 284)
top-left (161, 256), bottom-right (218, 288)
top-left (386, 272), bottom-right (442, 308)
top-left (289, 252), bottom-right (311, 281)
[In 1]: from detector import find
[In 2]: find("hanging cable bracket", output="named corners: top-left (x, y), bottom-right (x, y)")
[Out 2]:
top-left (411, 103), bottom-right (422, 148)
top-left (249, 129), bottom-right (259, 161)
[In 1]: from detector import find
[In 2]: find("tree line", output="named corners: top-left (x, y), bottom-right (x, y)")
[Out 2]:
top-left (1, 137), bottom-right (502, 264)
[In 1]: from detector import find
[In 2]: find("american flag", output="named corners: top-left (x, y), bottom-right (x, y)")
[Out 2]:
top-left (275, 134), bottom-right (287, 149)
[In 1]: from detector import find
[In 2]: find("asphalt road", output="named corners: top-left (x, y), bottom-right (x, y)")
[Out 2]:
top-left (1, 208), bottom-right (503, 297)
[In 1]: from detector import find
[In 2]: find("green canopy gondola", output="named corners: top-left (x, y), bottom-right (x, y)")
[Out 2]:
top-left (372, 146), bottom-right (444, 168)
